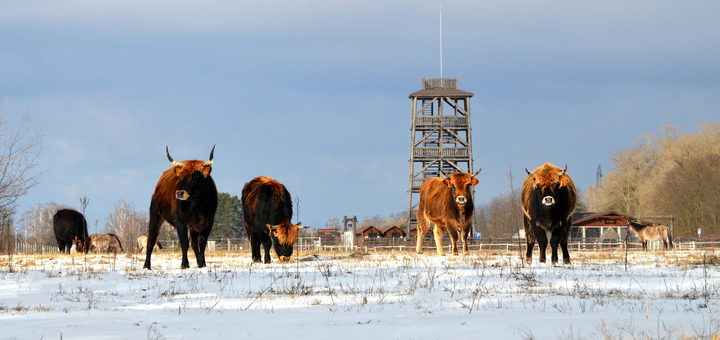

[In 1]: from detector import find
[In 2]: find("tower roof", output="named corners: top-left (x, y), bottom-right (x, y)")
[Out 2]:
top-left (409, 88), bottom-right (474, 99)
top-left (409, 76), bottom-right (474, 98)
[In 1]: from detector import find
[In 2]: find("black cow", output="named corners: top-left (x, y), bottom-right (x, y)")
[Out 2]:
top-left (241, 176), bottom-right (306, 263)
top-left (521, 163), bottom-right (577, 265)
top-left (143, 146), bottom-right (218, 269)
top-left (53, 209), bottom-right (90, 254)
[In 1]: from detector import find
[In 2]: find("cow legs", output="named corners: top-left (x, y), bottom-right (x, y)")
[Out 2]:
top-left (447, 224), bottom-right (460, 256)
top-left (560, 221), bottom-right (571, 264)
top-left (174, 224), bottom-right (191, 269)
top-left (143, 200), bottom-right (165, 270)
top-left (56, 237), bottom-right (67, 254)
top-left (523, 215), bottom-right (535, 264)
top-left (536, 227), bottom-right (549, 263)
top-left (196, 226), bottom-right (212, 268)
top-left (189, 229), bottom-right (204, 268)
top-left (249, 233), bottom-right (263, 263)
top-left (416, 214), bottom-right (430, 254)
top-left (459, 226), bottom-right (470, 255)
top-left (549, 228), bottom-right (563, 265)
top-left (262, 235), bottom-right (272, 264)
top-left (433, 223), bottom-right (446, 256)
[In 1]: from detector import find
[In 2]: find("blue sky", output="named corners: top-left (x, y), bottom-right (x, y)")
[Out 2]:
top-left (3, 1), bottom-right (719, 230)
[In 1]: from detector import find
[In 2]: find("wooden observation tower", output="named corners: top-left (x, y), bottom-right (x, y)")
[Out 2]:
top-left (406, 76), bottom-right (476, 235)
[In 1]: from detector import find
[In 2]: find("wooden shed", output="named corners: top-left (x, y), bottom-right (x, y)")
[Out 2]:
top-left (358, 226), bottom-right (382, 238)
top-left (380, 226), bottom-right (406, 238)
top-left (571, 211), bottom-right (631, 242)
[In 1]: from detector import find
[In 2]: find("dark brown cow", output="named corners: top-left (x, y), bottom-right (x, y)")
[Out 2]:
top-left (522, 163), bottom-right (576, 265)
top-left (89, 233), bottom-right (123, 253)
top-left (242, 176), bottom-right (306, 263)
top-left (627, 221), bottom-right (673, 250)
top-left (53, 209), bottom-right (90, 254)
top-left (416, 170), bottom-right (481, 256)
top-left (143, 146), bottom-right (218, 269)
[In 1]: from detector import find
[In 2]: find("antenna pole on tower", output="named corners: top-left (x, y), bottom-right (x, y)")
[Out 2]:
top-left (440, 4), bottom-right (443, 78)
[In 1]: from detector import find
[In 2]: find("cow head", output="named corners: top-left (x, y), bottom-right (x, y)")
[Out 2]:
top-left (441, 169), bottom-right (481, 206)
top-left (525, 164), bottom-right (570, 209)
top-left (74, 235), bottom-right (89, 253)
top-left (167, 145), bottom-right (215, 201)
top-left (266, 222), bottom-right (307, 261)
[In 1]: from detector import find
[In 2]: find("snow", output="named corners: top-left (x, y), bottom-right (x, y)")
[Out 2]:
top-left (1, 250), bottom-right (718, 339)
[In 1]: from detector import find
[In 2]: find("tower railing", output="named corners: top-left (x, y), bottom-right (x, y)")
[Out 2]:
top-left (412, 147), bottom-right (469, 158)
top-left (414, 116), bottom-right (467, 127)
top-left (422, 77), bottom-right (457, 89)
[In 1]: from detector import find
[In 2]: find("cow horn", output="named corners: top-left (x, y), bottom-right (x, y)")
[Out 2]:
top-left (166, 146), bottom-right (183, 167)
top-left (559, 165), bottom-right (567, 177)
top-left (203, 145), bottom-right (215, 167)
top-left (525, 168), bottom-right (535, 179)
top-left (471, 168), bottom-right (482, 177)
top-left (267, 224), bottom-right (279, 230)
top-left (296, 223), bottom-right (308, 230)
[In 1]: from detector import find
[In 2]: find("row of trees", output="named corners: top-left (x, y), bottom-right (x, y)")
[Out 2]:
top-left (15, 193), bottom-right (245, 252)
top-left (586, 122), bottom-right (720, 238)
top-left (475, 122), bottom-right (720, 240)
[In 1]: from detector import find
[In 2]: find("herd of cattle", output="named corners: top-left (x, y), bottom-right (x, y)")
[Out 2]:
top-left (50, 146), bottom-right (672, 269)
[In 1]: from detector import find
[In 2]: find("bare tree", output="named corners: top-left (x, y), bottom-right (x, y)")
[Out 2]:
top-left (0, 208), bottom-right (14, 254)
top-left (324, 217), bottom-right (341, 230)
top-left (17, 202), bottom-right (68, 247)
top-left (0, 103), bottom-right (43, 252)
top-left (106, 200), bottom-right (148, 253)
top-left (0, 103), bottom-right (44, 214)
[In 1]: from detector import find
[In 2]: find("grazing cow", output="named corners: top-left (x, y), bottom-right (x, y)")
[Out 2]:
top-left (416, 170), bottom-right (481, 256)
top-left (53, 209), bottom-right (89, 254)
top-left (137, 235), bottom-right (163, 253)
top-left (627, 221), bottom-right (673, 250)
top-left (241, 176), bottom-right (306, 263)
top-left (89, 233), bottom-right (124, 253)
top-left (143, 146), bottom-right (218, 270)
top-left (522, 163), bottom-right (576, 265)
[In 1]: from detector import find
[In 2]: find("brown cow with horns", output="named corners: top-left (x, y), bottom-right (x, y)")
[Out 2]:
top-left (416, 169), bottom-right (481, 256)
top-left (143, 146), bottom-right (218, 270)
top-left (521, 163), bottom-right (576, 265)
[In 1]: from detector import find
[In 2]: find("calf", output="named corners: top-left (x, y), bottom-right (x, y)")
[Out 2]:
top-left (416, 170), bottom-right (481, 256)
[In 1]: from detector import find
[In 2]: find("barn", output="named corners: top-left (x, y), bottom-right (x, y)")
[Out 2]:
top-left (358, 226), bottom-right (382, 238)
top-left (571, 211), bottom-right (631, 242)
top-left (380, 226), bottom-right (405, 238)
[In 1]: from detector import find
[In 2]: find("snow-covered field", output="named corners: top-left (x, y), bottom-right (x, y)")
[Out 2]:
top-left (1, 249), bottom-right (719, 340)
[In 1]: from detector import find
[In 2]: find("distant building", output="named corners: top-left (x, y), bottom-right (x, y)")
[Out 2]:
top-left (316, 229), bottom-right (339, 240)
top-left (380, 226), bottom-right (406, 238)
top-left (357, 225), bottom-right (407, 238)
top-left (358, 226), bottom-right (382, 238)
top-left (571, 211), bottom-right (631, 242)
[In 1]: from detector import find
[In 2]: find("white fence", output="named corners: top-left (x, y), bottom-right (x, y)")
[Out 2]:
top-left (9, 239), bottom-right (720, 255)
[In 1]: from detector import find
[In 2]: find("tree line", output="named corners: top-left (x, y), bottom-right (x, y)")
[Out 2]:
top-left (586, 122), bottom-right (720, 238)
top-left (14, 193), bottom-right (244, 252)
top-left (476, 122), bottom-right (720, 239)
